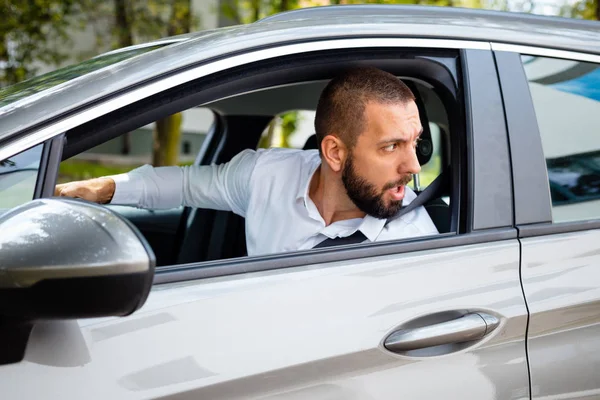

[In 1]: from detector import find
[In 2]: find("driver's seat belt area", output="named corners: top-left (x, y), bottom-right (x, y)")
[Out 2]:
top-left (313, 168), bottom-right (449, 249)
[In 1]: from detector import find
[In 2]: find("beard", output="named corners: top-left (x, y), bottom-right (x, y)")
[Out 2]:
top-left (342, 153), bottom-right (413, 219)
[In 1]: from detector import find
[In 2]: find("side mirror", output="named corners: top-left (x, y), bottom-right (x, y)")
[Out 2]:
top-left (0, 198), bottom-right (155, 364)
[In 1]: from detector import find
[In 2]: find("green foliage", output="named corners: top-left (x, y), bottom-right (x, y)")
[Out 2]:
top-left (221, 0), bottom-right (302, 24)
top-left (58, 159), bottom-right (134, 183)
top-left (257, 111), bottom-right (303, 149)
top-left (564, 0), bottom-right (599, 20)
top-left (78, 0), bottom-right (199, 52)
top-left (280, 110), bottom-right (300, 148)
top-left (0, 0), bottom-right (83, 86)
top-left (334, 0), bottom-right (487, 7)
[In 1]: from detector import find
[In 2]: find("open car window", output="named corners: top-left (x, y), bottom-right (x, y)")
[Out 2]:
top-left (58, 108), bottom-right (214, 183)
top-left (53, 48), bottom-right (464, 268)
top-left (257, 81), bottom-right (450, 194)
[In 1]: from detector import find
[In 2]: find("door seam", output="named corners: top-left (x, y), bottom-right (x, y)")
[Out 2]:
top-left (517, 236), bottom-right (533, 400)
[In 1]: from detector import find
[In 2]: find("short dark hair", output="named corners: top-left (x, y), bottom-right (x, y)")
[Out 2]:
top-left (314, 67), bottom-right (415, 152)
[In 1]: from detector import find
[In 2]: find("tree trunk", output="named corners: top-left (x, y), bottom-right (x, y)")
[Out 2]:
top-left (153, 114), bottom-right (183, 166)
top-left (152, 0), bottom-right (191, 166)
top-left (596, 0), bottom-right (600, 20)
top-left (252, 0), bottom-right (261, 22)
top-left (114, 0), bottom-right (133, 47)
top-left (0, 37), bottom-right (16, 86)
top-left (114, 0), bottom-right (133, 155)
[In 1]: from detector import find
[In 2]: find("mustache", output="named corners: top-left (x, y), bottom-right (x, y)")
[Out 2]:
top-left (382, 175), bottom-right (413, 191)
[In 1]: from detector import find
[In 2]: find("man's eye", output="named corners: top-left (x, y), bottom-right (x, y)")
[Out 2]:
top-left (383, 144), bottom-right (397, 152)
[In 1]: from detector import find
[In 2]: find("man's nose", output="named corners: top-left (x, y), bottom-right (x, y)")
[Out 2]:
top-left (402, 148), bottom-right (421, 175)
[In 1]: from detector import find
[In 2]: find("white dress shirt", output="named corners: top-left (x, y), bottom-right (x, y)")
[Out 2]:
top-left (110, 148), bottom-right (438, 256)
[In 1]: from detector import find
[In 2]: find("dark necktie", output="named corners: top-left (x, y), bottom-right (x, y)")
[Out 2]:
top-left (312, 230), bottom-right (367, 249)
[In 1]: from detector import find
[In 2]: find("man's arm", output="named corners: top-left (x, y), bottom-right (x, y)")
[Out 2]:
top-left (55, 149), bottom-right (259, 216)
top-left (54, 177), bottom-right (116, 204)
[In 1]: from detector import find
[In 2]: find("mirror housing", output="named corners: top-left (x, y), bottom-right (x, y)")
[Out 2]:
top-left (0, 198), bottom-right (155, 365)
top-left (0, 198), bottom-right (155, 320)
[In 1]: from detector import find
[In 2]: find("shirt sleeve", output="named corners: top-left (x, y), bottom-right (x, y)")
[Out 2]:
top-left (108, 149), bottom-right (258, 217)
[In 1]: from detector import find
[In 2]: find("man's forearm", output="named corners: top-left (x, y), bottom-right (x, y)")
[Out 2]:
top-left (54, 177), bottom-right (115, 204)
top-left (55, 165), bottom-right (186, 209)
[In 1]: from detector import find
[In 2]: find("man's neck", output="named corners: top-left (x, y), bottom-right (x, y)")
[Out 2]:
top-left (309, 164), bottom-right (366, 226)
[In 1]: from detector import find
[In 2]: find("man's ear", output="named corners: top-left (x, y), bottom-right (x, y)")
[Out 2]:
top-left (320, 134), bottom-right (348, 173)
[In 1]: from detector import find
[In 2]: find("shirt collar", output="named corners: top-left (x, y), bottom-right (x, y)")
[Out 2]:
top-left (357, 215), bottom-right (386, 242)
top-left (297, 154), bottom-right (321, 204)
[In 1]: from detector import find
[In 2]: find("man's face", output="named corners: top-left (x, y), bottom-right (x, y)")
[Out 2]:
top-left (341, 100), bottom-right (422, 219)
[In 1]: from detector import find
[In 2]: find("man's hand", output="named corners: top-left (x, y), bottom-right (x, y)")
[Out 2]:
top-left (54, 177), bottom-right (116, 204)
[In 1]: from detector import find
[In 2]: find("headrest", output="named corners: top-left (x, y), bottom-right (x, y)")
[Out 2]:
top-left (303, 134), bottom-right (318, 150)
top-left (302, 81), bottom-right (433, 165)
top-left (404, 81), bottom-right (433, 166)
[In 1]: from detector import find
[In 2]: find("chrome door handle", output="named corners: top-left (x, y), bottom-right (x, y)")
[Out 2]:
top-left (384, 312), bottom-right (499, 353)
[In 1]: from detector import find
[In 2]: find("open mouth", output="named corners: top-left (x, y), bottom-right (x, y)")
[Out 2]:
top-left (388, 185), bottom-right (405, 201)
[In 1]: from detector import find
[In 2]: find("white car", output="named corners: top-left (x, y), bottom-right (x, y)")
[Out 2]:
top-left (1, 5), bottom-right (599, 400)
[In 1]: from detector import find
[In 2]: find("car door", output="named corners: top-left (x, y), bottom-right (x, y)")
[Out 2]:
top-left (0, 41), bottom-right (529, 399)
top-left (496, 46), bottom-right (600, 399)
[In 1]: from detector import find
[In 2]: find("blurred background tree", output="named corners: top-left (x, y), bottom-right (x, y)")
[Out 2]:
top-left (221, 0), bottom-right (300, 24)
top-left (564, 0), bottom-right (599, 19)
top-left (152, 0), bottom-right (192, 166)
top-left (0, 0), bottom-right (82, 86)
top-left (76, 0), bottom-right (195, 163)
top-left (220, 0), bottom-right (303, 148)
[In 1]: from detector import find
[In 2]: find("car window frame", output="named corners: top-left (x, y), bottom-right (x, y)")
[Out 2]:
top-left (51, 45), bottom-right (473, 267)
top-left (5, 38), bottom-right (515, 282)
top-left (494, 44), bottom-right (600, 237)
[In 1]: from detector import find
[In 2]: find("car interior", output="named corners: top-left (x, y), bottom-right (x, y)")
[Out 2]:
top-left (58, 49), bottom-right (466, 267)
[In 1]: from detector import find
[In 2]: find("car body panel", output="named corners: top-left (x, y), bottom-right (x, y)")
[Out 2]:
top-left (0, 240), bottom-right (528, 399)
top-left (498, 45), bottom-right (600, 398)
top-left (520, 230), bottom-right (600, 399)
top-left (1, 5), bottom-right (599, 143)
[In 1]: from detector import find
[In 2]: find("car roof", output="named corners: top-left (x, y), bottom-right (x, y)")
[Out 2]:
top-left (260, 4), bottom-right (600, 32)
top-left (1, 5), bottom-right (599, 145)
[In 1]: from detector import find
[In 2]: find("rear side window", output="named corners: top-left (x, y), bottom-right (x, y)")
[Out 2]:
top-left (522, 55), bottom-right (600, 223)
top-left (0, 144), bottom-right (43, 211)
